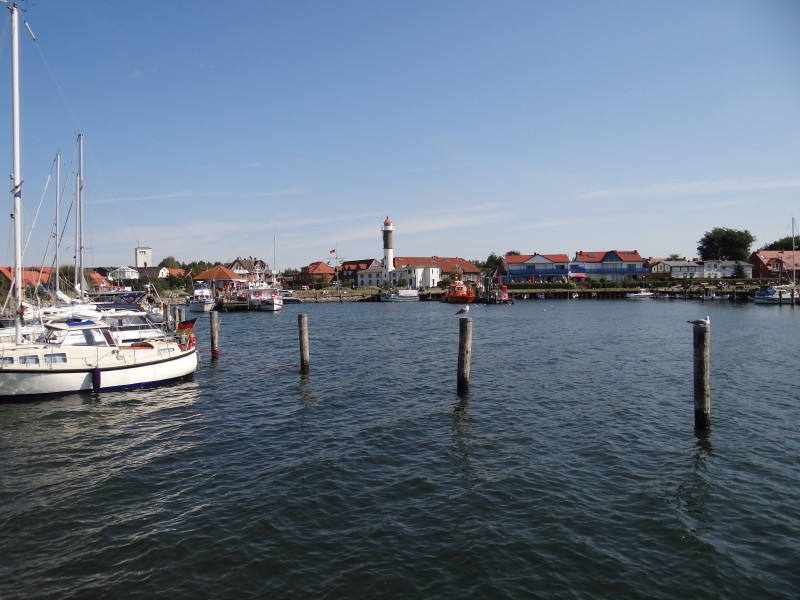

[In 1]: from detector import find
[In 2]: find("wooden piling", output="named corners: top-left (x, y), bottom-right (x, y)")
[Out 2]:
top-left (692, 321), bottom-right (711, 429)
top-left (162, 304), bottom-right (171, 330)
top-left (457, 317), bottom-right (473, 396)
top-left (210, 311), bottom-right (220, 358)
top-left (298, 314), bottom-right (310, 372)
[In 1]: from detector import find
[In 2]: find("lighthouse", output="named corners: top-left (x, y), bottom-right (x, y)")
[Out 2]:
top-left (382, 216), bottom-right (394, 283)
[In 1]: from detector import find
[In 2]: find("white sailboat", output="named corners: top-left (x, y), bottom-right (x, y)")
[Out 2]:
top-left (0, 5), bottom-right (198, 400)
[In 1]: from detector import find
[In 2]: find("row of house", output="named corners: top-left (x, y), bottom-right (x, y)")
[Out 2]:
top-left (4, 244), bottom-right (797, 294)
top-left (502, 249), bottom-right (800, 283)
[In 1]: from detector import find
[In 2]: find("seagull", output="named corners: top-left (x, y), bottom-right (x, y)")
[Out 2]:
top-left (687, 316), bottom-right (710, 325)
top-left (455, 305), bottom-right (470, 316)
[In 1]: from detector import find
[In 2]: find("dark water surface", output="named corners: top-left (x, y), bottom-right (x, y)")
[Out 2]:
top-left (1, 300), bottom-right (798, 598)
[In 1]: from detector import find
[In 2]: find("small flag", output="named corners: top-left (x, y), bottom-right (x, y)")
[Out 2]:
top-left (329, 249), bottom-right (336, 254)
top-left (175, 317), bottom-right (197, 335)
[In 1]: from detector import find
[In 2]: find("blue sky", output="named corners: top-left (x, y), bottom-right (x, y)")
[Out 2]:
top-left (2, 0), bottom-right (799, 271)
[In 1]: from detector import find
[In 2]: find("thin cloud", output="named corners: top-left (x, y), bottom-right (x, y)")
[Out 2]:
top-left (508, 219), bottom-right (581, 231)
top-left (580, 177), bottom-right (800, 199)
top-left (88, 191), bottom-right (191, 205)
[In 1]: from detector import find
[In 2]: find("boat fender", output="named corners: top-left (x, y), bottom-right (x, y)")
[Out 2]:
top-left (91, 367), bottom-right (102, 391)
top-left (180, 333), bottom-right (196, 351)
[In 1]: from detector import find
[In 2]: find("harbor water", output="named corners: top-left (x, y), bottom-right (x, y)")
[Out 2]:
top-left (1, 299), bottom-right (798, 598)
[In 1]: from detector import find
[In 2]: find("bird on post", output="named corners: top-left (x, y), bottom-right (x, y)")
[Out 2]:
top-left (455, 305), bottom-right (470, 316)
top-left (687, 316), bottom-right (710, 325)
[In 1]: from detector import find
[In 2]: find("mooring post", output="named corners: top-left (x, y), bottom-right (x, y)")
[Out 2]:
top-left (692, 321), bottom-right (711, 429)
top-left (457, 317), bottom-right (473, 396)
top-left (210, 311), bottom-right (220, 358)
top-left (298, 313), bottom-right (310, 372)
top-left (162, 304), bottom-right (171, 331)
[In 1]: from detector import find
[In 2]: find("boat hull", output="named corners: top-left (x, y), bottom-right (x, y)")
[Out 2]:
top-left (380, 290), bottom-right (419, 302)
top-left (187, 301), bottom-right (214, 312)
top-left (0, 345), bottom-right (198, 400)
top-left (249, 299), bottom-right (283, 311)
top-left (442, 280), bottom-right (475, 304)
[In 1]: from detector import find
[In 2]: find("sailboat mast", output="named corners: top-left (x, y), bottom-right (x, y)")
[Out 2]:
top-left (54, 153), bottom-right (61, 302)
top-left (74, 133), bottom-right (84, 296)
top-left (10, 5), bottom-right (23, 343)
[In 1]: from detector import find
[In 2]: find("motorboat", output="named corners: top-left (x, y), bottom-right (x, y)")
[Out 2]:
top-left (0, 319), bottom-right (198, 400)
top-left (245, 286), bottom-right (283, 311)
top-left (754, 286), bottom-right (796, 305)
top-left (0, 304), bottom-right (167, 345)
top-left (187, 283), bottom-right (215, 312)
top-left (278, 289), bottom-right (303, 304)
top-left (380, 289), bottom-right (419, 302)
top-left (626, 288), bottom-right (654, 299)
top-left (442, 279), bottom-right (476, 304)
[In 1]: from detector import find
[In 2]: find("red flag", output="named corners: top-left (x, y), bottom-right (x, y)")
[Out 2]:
top-left (329, 249), bottom-right (336, 254)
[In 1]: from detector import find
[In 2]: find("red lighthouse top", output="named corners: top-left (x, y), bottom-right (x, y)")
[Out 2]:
top-left (384, 216), bottom-right (391, 223)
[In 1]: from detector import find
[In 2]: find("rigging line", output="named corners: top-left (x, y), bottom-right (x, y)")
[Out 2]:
top-left (28, 156), bottom-right (61, 270)
top-left (27, 20), bottom-right (82, 133)
top-left (21, 172), bottom-right (52, 261)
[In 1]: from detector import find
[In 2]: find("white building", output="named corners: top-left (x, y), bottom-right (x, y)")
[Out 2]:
top-left (702, 260), bottom-right (752, 279)
top-left (135, 246), bottom-right (153, 268)
top-left (650, 260), bottom-right (704, 279)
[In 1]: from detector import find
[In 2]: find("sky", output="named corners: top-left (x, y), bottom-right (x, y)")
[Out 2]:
top-left (1, 0), bottom-right (799, 272)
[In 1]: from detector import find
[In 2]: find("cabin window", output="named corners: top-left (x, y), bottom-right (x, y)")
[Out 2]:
top-left (20, 355), bottom-right (40, 365)
top-left (0, 356), bottom-right (13, 365)
top-left (45, 353), bottom-right (67, 364)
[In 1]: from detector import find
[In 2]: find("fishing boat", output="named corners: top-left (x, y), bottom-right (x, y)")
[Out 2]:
top-left (187, 282), bottom-right (215, 312)
top-left (442, 278), bottom-right (476, 304)
top-left (0, 5), bottom-right (198, 400)
top-left (245, 286), bottom-right (283, 311)
top-left (625, 288), bottom-right (654, 299)
top-left (380, 289), bottom-right (419, 302)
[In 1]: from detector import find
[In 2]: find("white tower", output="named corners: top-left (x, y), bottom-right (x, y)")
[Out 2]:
top-left (382, 217), bottom-right (394, 282)
top-left (135, 246), bottom-right (152, 268)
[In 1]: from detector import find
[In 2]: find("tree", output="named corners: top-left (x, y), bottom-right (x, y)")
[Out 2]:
top-left (666, 253), bottom-right (683, 261)
top-left (761, 236), bottom-right (796, 251)
top-left (697, 227), bottom-right (756, 261)
top-left (471, 253), bottom-right (499, 270)
top-left (159, 256), bottom-right (182, 269)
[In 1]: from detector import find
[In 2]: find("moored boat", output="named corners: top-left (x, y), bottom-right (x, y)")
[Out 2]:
top-left (626, 288), bottom-right (654, 299)
top-left (187, 283), bottom-right (215, 312)
top-left (245, 286), bottom-right (283, 311)
top-left (442, 279), bottom-right (476, 304)
top-left (278, 289), bottom-right (303, 304)
top-left (0, 5), bottom-right (198, 400)
top-left (754, 286), bottom-right (796, 305)
top-left (380, 289), bottom-right (419, 302)
top-left (0, 320), bottom-right (198, 400)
